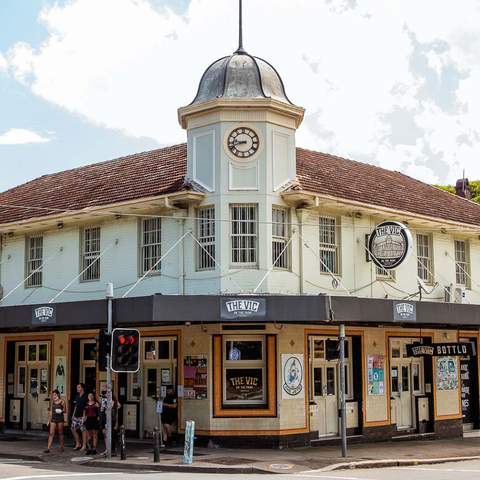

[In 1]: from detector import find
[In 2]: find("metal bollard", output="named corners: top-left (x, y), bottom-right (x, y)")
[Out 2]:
top-left (153, 427), bottom-right (160, 463)
top-left (119, 425), bottom-right (127, 460)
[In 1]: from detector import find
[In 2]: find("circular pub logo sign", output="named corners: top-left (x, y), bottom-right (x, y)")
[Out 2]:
top-left (283, 356), bottom-right (303, 396)
top-left (369, 221), bottom-right (413, 270)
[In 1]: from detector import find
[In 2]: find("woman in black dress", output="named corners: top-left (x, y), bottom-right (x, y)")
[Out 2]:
top-left (83, 393), bottom-right (100, 455)
top-left (45, 390), bottom-right (67, 453)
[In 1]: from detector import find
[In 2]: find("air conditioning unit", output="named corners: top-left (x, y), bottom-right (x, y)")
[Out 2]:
top-left (454, 287), bottom-right (467, 304)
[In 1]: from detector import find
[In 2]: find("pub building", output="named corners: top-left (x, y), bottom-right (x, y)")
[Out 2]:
top-left (1, 5), bottom-right (480, 448)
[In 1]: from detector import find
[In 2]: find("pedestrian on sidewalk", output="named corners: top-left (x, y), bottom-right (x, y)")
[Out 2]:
top-left (84, 392), bottom-right (100, 455)
top-left (71, 383), bottom-right (88, 451)
top-left (44, 389), bottom-right (67, 454)
top-left (100, 390), bottom-right (121, 456)
top-left (161, 386), bottom-right (178, 445)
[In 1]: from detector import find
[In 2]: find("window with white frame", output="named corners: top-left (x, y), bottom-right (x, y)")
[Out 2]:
top-left (140, 218), bottom-right (161, 275)
top-left (272, 206), bottom-right (290, 269)
top-left (26, 235), bottom-right (43, 287)
top-left (223, 336), bottom-right (266, 406)
top-left (417, 233), bottom-right (433, 283)
top-left (230, 204), bottom-right (258, 266)
top-left (81, 226), bottom-right (101, 281)
top-left (196, 206), bottom-right (215, 271)
top-left (376, 265), bottom-right (396, 281)
top-left (454, 239), bottom-right (470, 287)
top-left (319, 216), bottom-right (340, 274)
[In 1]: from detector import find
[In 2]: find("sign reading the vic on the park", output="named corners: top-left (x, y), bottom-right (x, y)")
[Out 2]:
top-left (32, 305), bottom-right (56, 325)
top-left (220, 297), bottom-right (267, 320)
top-left (369, 221), bottom-right (413, 270)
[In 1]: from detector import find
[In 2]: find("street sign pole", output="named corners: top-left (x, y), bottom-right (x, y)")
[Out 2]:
top-left (339, 323), bottom-right (347, 458)
top-left (106, 282), bottom-right (114, 459)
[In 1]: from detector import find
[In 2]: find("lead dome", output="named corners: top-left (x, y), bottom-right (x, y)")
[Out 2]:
top-left (190, 51), bottom-right (293, 106)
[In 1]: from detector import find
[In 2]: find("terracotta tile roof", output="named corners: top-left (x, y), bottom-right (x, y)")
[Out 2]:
top-left (295, 148), bottom-right (480, 227)
top-left (1, 143), bottom-right (480, 227)
top-left (0, 144), bottom-right (187, 224)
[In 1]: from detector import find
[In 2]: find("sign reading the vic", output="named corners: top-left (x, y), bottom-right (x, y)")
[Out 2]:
top-left (32, 305), bottom-right (56, 325)
top-left (369, 221), bottom-right (413, 270)
top-left (220, 297), bottom-right (266, 320)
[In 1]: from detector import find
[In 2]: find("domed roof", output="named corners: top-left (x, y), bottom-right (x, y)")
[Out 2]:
top-left (191, 51), bottom-right (293, 106)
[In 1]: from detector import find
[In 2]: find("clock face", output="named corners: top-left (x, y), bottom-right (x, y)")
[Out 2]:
top-left (227, 127), bottom-right (260, 159)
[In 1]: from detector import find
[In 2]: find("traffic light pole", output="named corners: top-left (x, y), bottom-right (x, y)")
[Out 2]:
top-left (106, 283), bottom-right (114, 459)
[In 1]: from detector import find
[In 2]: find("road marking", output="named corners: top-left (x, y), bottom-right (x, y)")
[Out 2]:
top-left (294, 475), bottom-right (374, 480)
top-left (395, 466), bottom-right (480, 472)
top-left (3, 473), bottom-right (121, 480)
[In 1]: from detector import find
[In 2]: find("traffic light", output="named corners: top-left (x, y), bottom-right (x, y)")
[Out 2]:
top-left (97, 329), bottom-right (112, 371)
top-left (111, 328), bottom-right (140, 373)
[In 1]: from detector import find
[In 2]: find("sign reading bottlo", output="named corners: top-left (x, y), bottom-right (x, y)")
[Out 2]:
top-left (407, 342), bottom-right (476, 357)
top-left (369, 221), bottom-right (413, 270)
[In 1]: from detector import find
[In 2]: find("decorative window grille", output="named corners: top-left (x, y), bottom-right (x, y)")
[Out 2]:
top-left (230, 204), bottom-right (258, 266)
top-left (272, 207), bottom-right (290, 269)
top-left (454, 240), bottom-right (470, 286)
top-left (376, 265), bottom-right (396, 281)
top-left (81, 227), bottom-right (101, 281)
top-left (319, 216), bottom-right (340, 275)
top-left (140, 218), bottom-right (161, 275)
top-left (417, 233), bottom-right (433, 283)
top-left (196, 207), bottom-right (216, 271)
top-left (26, 236), bottom-right (43, 287)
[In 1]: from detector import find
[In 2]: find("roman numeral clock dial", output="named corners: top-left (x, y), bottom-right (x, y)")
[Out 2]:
top-left (227, 127), bottom-right (259, 159)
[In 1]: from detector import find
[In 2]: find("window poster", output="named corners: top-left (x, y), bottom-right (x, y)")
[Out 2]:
top-left (282, 354), bottom-right (305, 399)
top-left (436, 357), bottom-right (458, 391)
top-left (367, 354), bottom-right (385, 396)
top-left (225, 368), bottom-right (263, 402)
top-left (183, 355), bottom-right (207, 400)
top-left (54, 356), bottom-right (66, 397)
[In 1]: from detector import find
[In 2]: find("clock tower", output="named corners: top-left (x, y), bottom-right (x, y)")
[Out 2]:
top-left (178, 0), bottom-right (304, 292)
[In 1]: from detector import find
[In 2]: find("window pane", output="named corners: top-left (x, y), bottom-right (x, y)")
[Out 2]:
top-left (141, 218), bottom-right (161, 274)
top-left (82, 227), bottom-right (101, 281)
top-left (402, 366), bottom-right (409, 392)
top-left (391, 367), bottom-right (399, 393)
top-left (18, 345), bottom-right (25, 362)
top-left (313, 367), bottom-right (323, 396)
top-left (231, 205), bottom-right (258, 265)
top-left (145, 341), bottom-right (156, 360)
top-left (26, 236), bottom-right (43, 287)
top-left (272, 207), bottom-right (290, 269)
top-left (147, 369), bottom-right (157, 397)
top-left (413, 364), bottom-right (420, 391)
top-left (226, 341), bottom-right (263, 361)
top-left (225, 368), bottom-right (264, 402)
top-left (319, 217), bottom-right (339, 274)
top-left (326, 367), bottom-right (335, 395)
top-left (158, 340), bottom-right (170, 360)
top-left (197, 207), bottom-right (215, 270)
top-left (39, 344), bottom-right (48, 362)
top-left (29, 345), bottom-right (37, 362)
top-left (83, 343), bottom-right (95, 361)
top-left (314, 340), bottom-right (325, 359)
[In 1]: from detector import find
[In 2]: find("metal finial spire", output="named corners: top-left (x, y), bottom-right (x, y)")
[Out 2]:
top-left (236, 0), bottom-right (246, 53)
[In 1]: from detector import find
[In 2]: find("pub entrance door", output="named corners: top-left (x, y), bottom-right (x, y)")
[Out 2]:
top-left (142, 337), bottom-right (177, 437)
top-left (460, 338), bottom-right (479, 430)
top-left (390, 338), bottom-right (424, 431)
top-left (15, 342), bottom-right (51, 430)
top-left (309, 336), bottom-right (352, 437)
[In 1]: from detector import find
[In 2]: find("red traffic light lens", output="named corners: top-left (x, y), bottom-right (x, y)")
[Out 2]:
top-left (128, 335), bottom-right (136, 345)
top-left (119, 335), bottom-right (126, 345)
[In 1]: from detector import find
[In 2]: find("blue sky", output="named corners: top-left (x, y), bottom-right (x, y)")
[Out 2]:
top-left (2, 0), bottom-right (480, 192)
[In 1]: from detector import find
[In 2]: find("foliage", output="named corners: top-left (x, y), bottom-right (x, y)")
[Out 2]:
top-left (434, 181), bottom-right (480, 204)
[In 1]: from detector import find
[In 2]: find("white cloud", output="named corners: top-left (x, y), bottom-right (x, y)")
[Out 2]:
top-left (0, 51), bottom-right (7, 71)
top-left (6, 0), bottom-right (480, 183)
top-left (0, 129), bottom-right (51, 145)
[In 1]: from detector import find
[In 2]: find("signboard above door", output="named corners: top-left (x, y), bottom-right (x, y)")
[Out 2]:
top-left (406, 342), bottom-right (476, 357)
top-left (220, 297), bottom-right (267, 321)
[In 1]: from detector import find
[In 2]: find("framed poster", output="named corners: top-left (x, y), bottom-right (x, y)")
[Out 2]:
top-left (225, 368), bottom-right (263, 402)
top-left (54, 356), bottom-right (67, 397)
top-left (436, 357), bottom-right (458, 391)
top-left (367, 354), bottom-right (385, 396)
top-left (282, 354), bottom-right (304, 399)
top-left (183, 355), bottom-right (207, 399)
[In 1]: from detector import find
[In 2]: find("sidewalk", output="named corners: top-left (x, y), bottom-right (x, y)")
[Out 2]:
top-left (1, 432), bottom-right (480, 474)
